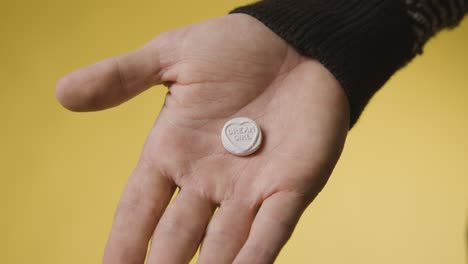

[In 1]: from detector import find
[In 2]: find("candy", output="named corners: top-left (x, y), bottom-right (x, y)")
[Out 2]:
top-left (221, 117), bottom-right (262, 156)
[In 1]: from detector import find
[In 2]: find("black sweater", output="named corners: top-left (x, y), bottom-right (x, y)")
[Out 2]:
top-left (231, 0), bottom-right (467, 128)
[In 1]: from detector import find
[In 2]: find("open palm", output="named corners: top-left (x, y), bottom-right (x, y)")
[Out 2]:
top-left (56, 14), bottom-right (349, 264)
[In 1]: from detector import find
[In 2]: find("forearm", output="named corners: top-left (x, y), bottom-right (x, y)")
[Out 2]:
top-left (231, 0), bottom-right (467, 128)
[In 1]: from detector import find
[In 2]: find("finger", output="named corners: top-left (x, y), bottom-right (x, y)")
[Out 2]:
top-left (147, 188), bottom-right (215, 264)
top-left (233, 192), bottom-right (307, 264)
top-left (197, 200), bottom-right (258, 264)
top-left (103, 161), bottom-right (176, 264)
top-left (55, 36), bottom-right (170, 111)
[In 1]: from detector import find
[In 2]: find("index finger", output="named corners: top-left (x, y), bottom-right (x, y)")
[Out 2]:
top-left (103, 161), bottom-right (175, 264)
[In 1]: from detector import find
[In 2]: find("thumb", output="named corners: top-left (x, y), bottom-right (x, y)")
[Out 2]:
top-left (55, 34), bottom-right (174, 111)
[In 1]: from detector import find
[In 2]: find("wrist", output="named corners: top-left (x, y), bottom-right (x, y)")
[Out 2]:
top-left (231, 0), bottom-right (415, 128)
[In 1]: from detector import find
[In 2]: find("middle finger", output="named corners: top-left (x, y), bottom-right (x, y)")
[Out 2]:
top-left (146, 188), bottom-right (215, 264)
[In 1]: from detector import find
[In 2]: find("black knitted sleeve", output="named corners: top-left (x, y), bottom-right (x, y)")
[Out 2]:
top-left (231, 0), bottom-right (467, 128)
top-left (405, 0), bottom-right (467, 53)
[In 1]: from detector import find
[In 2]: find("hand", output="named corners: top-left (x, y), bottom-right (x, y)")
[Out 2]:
top-left (56, 14), bottom-right (350, 264)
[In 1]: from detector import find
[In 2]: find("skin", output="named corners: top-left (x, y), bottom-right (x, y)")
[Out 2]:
top-left (56, 14), bottom-right (350, 264)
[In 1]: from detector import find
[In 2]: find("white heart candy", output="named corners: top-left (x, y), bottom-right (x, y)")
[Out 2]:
top-left (221, 117), bottom-right (262, 156)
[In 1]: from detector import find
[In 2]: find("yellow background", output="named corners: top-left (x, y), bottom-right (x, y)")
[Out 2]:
top-left (1, 0), bottom-right (467, 263)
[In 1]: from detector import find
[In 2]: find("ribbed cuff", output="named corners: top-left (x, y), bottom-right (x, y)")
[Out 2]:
top-left (404, 0), bottom-right (468, 54)
top-left (231, 0), bottom-right (417, 129)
